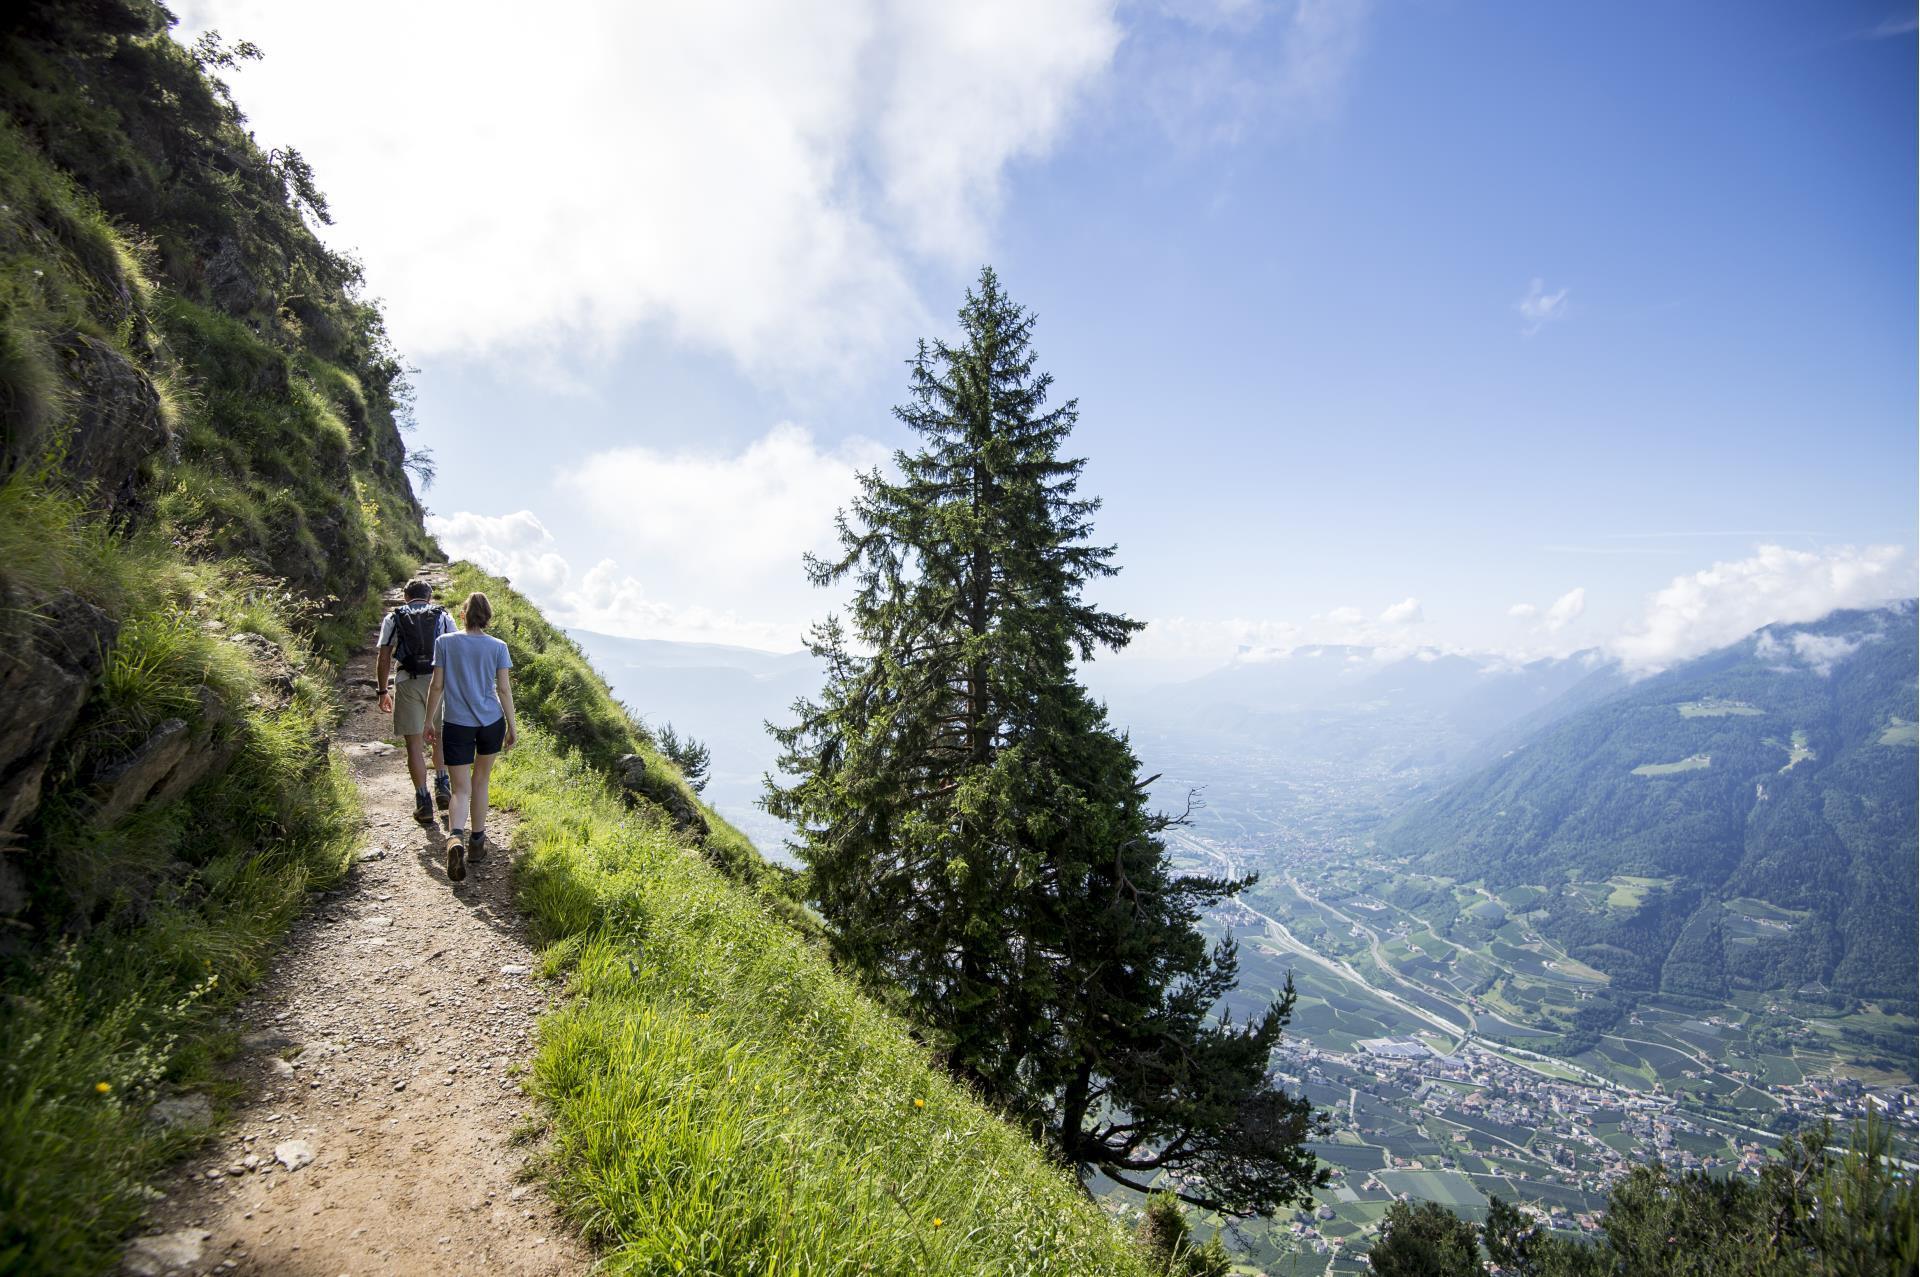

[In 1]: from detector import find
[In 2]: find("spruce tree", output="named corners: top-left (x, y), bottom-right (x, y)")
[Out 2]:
top-left (766, 268), bottom-right (1324, 1215)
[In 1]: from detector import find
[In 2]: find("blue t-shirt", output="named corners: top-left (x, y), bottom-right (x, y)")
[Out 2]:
top-left (434, 631), bottom-right (513, 728)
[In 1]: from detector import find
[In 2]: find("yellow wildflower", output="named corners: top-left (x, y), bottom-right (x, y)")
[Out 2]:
top-left (913, 1098), bottom-right (925, 1109)
top-left (932, 1218), bottom-right (943, 1229)
top-left (95, 1082), bottom-right (111, 1094)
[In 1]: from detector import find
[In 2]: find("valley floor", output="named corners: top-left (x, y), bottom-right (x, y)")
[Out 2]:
top-left (127, 587), bottom-right (588, 1277)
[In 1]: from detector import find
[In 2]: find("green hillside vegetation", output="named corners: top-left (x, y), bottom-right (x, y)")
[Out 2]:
top-left (1381, 606), bottom-right (1919, 1022)
top-left (0, 5), bottom-right (430, 1269)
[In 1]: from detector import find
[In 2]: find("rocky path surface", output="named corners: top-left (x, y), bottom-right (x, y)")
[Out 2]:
top-left (128, 577), bottom-right (591, 1277)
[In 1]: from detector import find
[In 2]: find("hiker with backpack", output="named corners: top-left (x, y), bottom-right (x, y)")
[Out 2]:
top-left (422, 591), bottom-right (518, 883)
top-left (376, 579), bottom-right (456, 826)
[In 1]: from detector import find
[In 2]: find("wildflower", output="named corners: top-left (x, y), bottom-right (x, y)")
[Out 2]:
top-left (932, 1218), bottom-right (943, 1229)
top-left (95, 1082), bottom-right (112, 1094)
top-left (913, 1098), bottom-right (925, 1109)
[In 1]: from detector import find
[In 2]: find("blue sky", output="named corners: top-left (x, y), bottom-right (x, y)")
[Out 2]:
top-left (179, 0), bottom-right (1916, 675)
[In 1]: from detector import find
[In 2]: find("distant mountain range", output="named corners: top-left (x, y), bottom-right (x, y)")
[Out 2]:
top-left (570, 605), bottom-right (1918, 1016)
top-left (1378, 602), bottom-right (1918, 1007)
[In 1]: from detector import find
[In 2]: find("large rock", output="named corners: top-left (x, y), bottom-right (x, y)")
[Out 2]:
top-left (614, 754), bottom-right (709, 840)
top-left (90, 718), bottom-right (193, 827)
top-left (90, 686), bottom-right (237, 826)
top-left (54, 331), bottom-right (171, 517)
top-left (146, 1093), bottom-right (213, 1131)
top-left (0, 591), bottom-right (116, 863)
top-left (122, 1229), bottom-right (210, 1276)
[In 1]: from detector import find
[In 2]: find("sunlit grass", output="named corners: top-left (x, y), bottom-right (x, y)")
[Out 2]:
top-left (496, 735), bottom-right (1152, 1275)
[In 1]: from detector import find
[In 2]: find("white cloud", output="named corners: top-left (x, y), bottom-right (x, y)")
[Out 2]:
top-left (557, 424), bottom-right (890, 582)
top-left (1379, 596), bottom-right (1424, 625)
top-left (1278, 0), bottom-right (1375, 112)
top-left (1112, 615), bottom-right (1303, 673)
top-left (1543, 587), bottom-right (1586, 633)
top-left (425, 509), bottom-right (804, 650)
top-left (1324, 606), bottom-right (1365, 626)
top-left (1517, 278), bottom-right (1569, 335)
top-left (1136, 0), bottom-right (1373, 145)
top-left (172, 1), bottom-right (1119, 377)
top-left (1610, 544), bottom-right (1910, 672)
top-left (1756, 630), bottom-right (1875, 678)
top-left (1507, 602), bottom-right (1538, 618)
top-left (421, 511), bottom-right (571, 596)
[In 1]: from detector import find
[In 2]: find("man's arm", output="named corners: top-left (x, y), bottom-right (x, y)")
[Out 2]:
top-left (376, 646), bottom-right (394, 713)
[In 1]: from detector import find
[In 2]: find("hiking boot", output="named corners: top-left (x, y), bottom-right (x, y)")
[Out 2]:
top-left (413, 791), bottom-right (434, 827)
top-left (435, 772), bottom-right (452, 812)
top-left (467, 830), bottom-right (489, 862)
top-left (446, 833), bottom-right (467, 882)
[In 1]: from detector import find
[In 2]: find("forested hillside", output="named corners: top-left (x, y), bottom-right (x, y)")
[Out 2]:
top-left (1381, 604), bottom-right (1918, 1010)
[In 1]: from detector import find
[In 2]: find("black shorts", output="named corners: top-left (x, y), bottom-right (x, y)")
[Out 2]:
top-left (441, 717), bottom-right (505, 766)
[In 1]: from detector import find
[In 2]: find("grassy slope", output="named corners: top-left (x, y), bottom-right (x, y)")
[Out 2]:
top-left (0, 475), bottom-right (365, 1273)
top-left (0, 9), bottom-right (429, 1270)
top-left (454, 566), bottom-right (1152, 1276)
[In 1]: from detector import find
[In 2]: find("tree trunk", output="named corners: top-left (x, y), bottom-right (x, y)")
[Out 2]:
top-left (1058, 1057), bottom-right (1092, 1167)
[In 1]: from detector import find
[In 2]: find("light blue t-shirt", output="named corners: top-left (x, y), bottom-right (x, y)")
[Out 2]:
top-left (434, 631), bottom-right (513, 728)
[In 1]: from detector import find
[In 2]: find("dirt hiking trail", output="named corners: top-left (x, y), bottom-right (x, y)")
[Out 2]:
top-left (128, 567), bottom-right (591, 1277)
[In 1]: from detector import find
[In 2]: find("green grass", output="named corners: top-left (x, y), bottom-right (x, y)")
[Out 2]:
top-left (1630, 754), bottom-right (1711, 777)
top-left (0, 475), bottom-right (363, 1275)
top-left (493, 733), bottom-right (1152, 1276)
top-left (1604, 875), bottom-right (1673, 911)
top-left (1675, 699), bottom-right (1763, 718)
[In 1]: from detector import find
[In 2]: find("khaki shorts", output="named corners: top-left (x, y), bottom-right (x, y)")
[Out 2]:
top-left (392, 675), bottom-right (442, 737)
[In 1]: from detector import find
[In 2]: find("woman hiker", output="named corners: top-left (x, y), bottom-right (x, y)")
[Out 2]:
top-left (423, 591), bottom-right (519, 882)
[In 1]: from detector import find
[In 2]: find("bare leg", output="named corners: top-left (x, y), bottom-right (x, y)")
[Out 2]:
top-left (471, 752), bottom-right (497, 837)
top-left (428, 704), bottom-right (447, 782)
top-left (403, 734), bottom-right (428, 792)
top-left (447, 763), bottom-right (473, 833)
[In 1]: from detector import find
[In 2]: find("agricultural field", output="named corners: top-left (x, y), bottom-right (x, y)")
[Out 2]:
top-left (1771, 728), bottom-right (1816, 770)
top-left (1631, 752), bottom-right (1712, 776)
top-left (1675, 698), bottom-right (1764, 718)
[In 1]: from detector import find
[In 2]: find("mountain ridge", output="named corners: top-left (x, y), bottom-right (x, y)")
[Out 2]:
top-left (1378, 601), bottom-right (1918, 1009)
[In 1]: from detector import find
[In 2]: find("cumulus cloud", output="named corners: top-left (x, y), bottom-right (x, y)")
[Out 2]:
top-left (1323, 606), bottom-right (1366, 626)
top-left (425, 509), bottom-right (804, 649)
top-left (1112, 615), bottom-right (1304, 673)
top-left (557, 424), bottom-right (890, 581)
top-left (420, 511), bottom-right (572, 595)
top-left (173, 0), bottom-right (1118, 377)
top-left (1379, 596), bottom-right (1424, 625)
top-left (1543, 587), bottom-right (1586, 633)
top-left (1610, 544), bottom-right (1910, 672)
top-left (1507, 602), bottom-right (1538, 618)
top-left (1517, 278), bottom-right (1569, 335)
top-left (1755, 630), bottom-right (1870, 678)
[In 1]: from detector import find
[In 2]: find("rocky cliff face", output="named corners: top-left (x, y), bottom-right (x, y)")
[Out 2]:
top-left (0, 1), bottom-right (431, 928)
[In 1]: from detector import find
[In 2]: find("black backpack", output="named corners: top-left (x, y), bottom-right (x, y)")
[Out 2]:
top-left (390, 604), bottom-right (444, 676)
